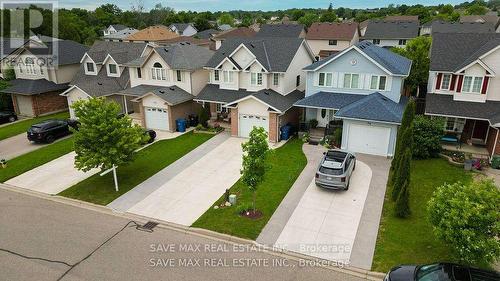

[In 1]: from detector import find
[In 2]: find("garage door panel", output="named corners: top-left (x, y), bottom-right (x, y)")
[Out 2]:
top-left (145, 107), bottom-right (169, 131)
top-left (346, 124), bottom-right (390, 156)
top-left (239, 114), bottom-right (269, 138)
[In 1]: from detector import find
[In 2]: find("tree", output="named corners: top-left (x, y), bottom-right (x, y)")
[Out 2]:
top-left (298, 13), bottom-right (320, 28)
top-left (218, 13), bottom-right (234, 26)
top-left (467, 4), bottom-right (488, 15)
top-left (194, 16), bottom-right (212, 31)
top-left (394, 171), bottom-right (410, 218)
top-left (392, 36), bottom-right (432, 95)
top-left (390, 100), bottom-right (415, 172)
top-left (413, 115), bottom-right (444, 159)
top-left (71, 98), bottom-right (147, 190)
top-left (291, 9), bottom-right (306, 21)
top-left (320, 11), bottom-right (337, 22)
top-left (240, 127), bottom-right (270, 213)
top-left (428, 180), bottom-right (500, 265)
top-left (391, 130), bottom-right (412, 201)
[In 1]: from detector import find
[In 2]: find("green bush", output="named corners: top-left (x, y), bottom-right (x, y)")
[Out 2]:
top-left (199, 105), bottom-right (210, 127)
top-left (413, 115), bottom-right (445, 159)
top-left (334, 127), bottom-right (342, 146)
top-left (491, 155), bottom-right (500, 169)
top-left (427, 180), bottom-right (500, 265)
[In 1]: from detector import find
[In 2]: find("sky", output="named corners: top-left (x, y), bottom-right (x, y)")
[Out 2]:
top-left (57, 0), bottom-right (467, 12)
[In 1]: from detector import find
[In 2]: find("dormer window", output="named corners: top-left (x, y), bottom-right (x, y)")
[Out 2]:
top-left (273, 73), bottom-right (279, 86)
top-left (151, 62), bottom-right (166, 81)
top-left (440, 74), bottom-right (451, 90)
top-left (214, 70), bottom-right (220, 81)
top-left (85, 62), bottom-right (96, 74)
top-left (462, 76), bottom-right (483, 94)
top-left (176, 70), bottom-right (183, 82)
top-left (223, 70), bottom-right (234, 83)
top-left (108, 63), bottom-right (118, 75)
top-left (25, 57), bottom-right (37, 75)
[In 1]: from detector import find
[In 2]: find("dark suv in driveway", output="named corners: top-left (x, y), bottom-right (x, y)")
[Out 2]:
top-left (384, 263), bottom-right (499, 281)
top-left (0, 111), bottom-right (17, 124)
top-left (27, 119), bottom-right (72, 143)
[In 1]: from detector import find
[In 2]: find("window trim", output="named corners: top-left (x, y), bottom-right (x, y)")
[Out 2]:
top-left (250, 72), bottom-right (263, 86)
top-left (370, 75), bottom-right (387, 91)
top-left (462, 76), bottom-right (483, 94)
top-left (440, 74), bottom-right (451, 90)
top-left (328, 40), bottom-right (337, 46)
top-left (318, 72), bottom-right (333, 87)
top-left (214, 70), bottom-right (220, 81)
top-left (343, 73), bottom-right (360, 89)
top-left (444, 117), bottom-right (466, 133)
top-left (273, 73), bottom-right (279, 86)
top-left (108, 63), bottom-right (118, 75)
top-left (222, 70), bottom-right (234, 83)
top-left (85, 62), bottom-right (96, 74)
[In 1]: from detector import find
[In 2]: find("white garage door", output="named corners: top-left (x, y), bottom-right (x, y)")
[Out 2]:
top-left (239, 114), bottom-right (269, 138)
top-left (145, 107), bottom-right (169, 131)
top-left (347, 123), bottom-right (391, 156)
top-left (16, 95), bottom-right (34, 117)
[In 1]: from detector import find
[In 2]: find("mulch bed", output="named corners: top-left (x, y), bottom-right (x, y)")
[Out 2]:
top-left (239, 210), bottom-right (263, 219)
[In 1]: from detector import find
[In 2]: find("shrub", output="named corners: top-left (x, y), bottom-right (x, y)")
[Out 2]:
top-left (413, 115), bottom-right (445, 159)
top-left (199, 105), bottom-right (210, 127)
top-left (309, 119), bottom-right (318, 129)
top-left (427, 180), bottom-right (500, 265)
top-left (490, 155), bottom-right (500, 169)
top-left (392, 147), bottom-right (411, 201)
top-left (334, 127), bottom-right (342, 146)
top-left (395, 178), bottom-right (410, 218)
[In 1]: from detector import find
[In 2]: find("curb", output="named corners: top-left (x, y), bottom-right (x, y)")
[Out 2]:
top-left (0, 183), bottom-right (385, 280)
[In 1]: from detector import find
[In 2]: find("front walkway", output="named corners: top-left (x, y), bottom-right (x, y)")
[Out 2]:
top-left (124, 136), bottom-right (245, 226)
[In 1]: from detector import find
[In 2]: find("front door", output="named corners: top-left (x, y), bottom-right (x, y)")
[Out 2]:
top-left (317, 109), bottom-right (335, 127)
top-left (472, 120), bottom-right (489, 142)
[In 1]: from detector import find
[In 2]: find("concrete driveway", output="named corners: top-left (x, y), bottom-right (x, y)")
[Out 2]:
top-left (126, 137), bottom-right (244, 226)
top-left (5, 152), bottom-right (98, 194)
top-left (274, 160), bottom-right (373, 264)
top-left (0, 133), bottom-right (69, 160)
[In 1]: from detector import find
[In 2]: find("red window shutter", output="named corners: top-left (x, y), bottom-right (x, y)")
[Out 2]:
top-left (481, 77), bottom-right (489, 94)
top-left (456, 75), bottom-right (463, 93)
top-left (450, 75), bottom-right (456, 91)
top-left (435, 73), bottom-right (442, 90)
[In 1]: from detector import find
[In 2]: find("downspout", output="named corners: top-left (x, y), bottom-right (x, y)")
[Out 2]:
top-left (491, 127), bottom-right (499, 162)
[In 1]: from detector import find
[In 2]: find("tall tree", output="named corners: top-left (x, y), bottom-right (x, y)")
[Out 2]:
top-left (467, 3), bottom-right (488, 15)
top-left (298, 13), bottom-right (320, 27)
top-left (390, 100), bottom-right (415, 172)
top-left (218, 13), bottom-right (235, 26)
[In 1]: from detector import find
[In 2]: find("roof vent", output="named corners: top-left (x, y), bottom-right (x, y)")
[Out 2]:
top-left (97, 82), bottom-right (102, 85)
top-left (164, 48), bottom-right (168, 52)
top-left (159, 90), bottom-right (165, 94)
top-left (264, 92), bottom-right (270, 95)
top-left (169, 87), bottom-right (175, 91)
top-left (250, 43), bottom-right (255, 48)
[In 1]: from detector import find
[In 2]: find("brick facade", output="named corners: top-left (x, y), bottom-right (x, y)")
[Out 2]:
top-left (269, 112), bottom-right (278, 142)
top-left (168, 101), bottom-right (201, 132)
top-left (486, 127), bottom-right (500, 157)
top-left (31, 91), bottom-right (68, 116)
top-left (230, 108), bottom-right (238, 136)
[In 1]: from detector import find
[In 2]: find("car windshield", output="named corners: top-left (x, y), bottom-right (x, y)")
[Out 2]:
top-left (30, 126), bottom-right (43, 132)
top-left (319, 165), bottom-right (343, 175)
top-left (416, 264), bottom-right (452, 281)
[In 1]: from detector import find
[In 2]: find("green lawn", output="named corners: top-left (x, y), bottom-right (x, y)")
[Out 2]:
top-left (372, 158), bottom-right (473, 272)
top-left (59, 132), bottom-right (213, 205)
top-left (0, 137), bottom-right (74, 182)
top-left (192, 137), bottom-right (307, 240)
top-left (0, 111), bottom-right (70, 141)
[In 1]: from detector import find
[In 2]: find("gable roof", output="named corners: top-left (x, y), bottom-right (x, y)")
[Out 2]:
top-left (69, 66), bottom-right (130, 97)
top-left (213, 27), bottom-right (256, 40)
top-left (430, 32), bottom-right (500, 72)
top-left (22, 40), bottom-right (89, 66)
top-left (304, 41), bottom-right (411, 76)
top-left (363, 20), bottom-right (419, 39)
top-left (156, 36), bottom-right (211, 48)
top-left (0, 37), bottom-right (27, 59)
top-left (111, 24), bottom-right (128, 31)
top-left (335, 92), bottom-right (407, 123)
top-left (294, 91), bottom-right (366, 109)
top-left (123, 85), bottom-right (193, 105)
top-left (103, 28), bottom-right (138, 40)
top-left (306, 22), bottom-right (358, 40)
top-left (84, 41), bottom-right (146, 64)
top-left (206, 37), bottom-right (310, 72)
top-left (460, 15), bottom-right (499, 26)
top-left (256, 24), bottom-right (305, 38)
top-left (152, 44), bottom-right (214, 70)
top-left (384, 15), bottom-right (419, 23)
top-left (125, 25), bottom-right (179, 41)
top-left (170, 23), bottom-right (196, 33)
top-left (430, 21), bottom-right (496, 34)
top-left (1, 78), bottom-right (68, 95)
top-left (194, 29), bottom-right (220, 39)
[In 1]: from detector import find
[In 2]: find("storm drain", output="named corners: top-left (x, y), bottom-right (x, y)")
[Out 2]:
top-left (137, 221), bottom-right (159, 232)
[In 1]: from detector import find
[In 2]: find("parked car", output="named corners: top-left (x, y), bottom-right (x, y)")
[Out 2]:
top-left (0, 111), bottom-right (17, 124)
top-left (27, 119), bottom-right (71, 143)
top-left (315, 149), bottom-right (356, 190)
top-left (384, 263), bottom-right (499, 281)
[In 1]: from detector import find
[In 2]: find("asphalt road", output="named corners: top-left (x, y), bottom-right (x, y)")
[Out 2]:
top-left (0, 187), bottom-right (368, 281)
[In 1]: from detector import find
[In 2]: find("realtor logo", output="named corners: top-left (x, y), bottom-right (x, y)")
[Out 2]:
top-left (0, 0), bottom-right (59, 67)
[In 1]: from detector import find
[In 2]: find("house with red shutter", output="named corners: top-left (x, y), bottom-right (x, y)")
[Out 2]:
top-left (425, 32), bottom-right (500, 159)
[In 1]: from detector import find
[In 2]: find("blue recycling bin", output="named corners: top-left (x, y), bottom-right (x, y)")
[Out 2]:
top-left (280, 125), bottom-right (292, 140)
top-left (176, 118), bottom-right (187, 132)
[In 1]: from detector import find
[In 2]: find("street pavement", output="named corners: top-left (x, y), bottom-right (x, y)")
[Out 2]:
top-left (0, 186), bottom-right (369, 281)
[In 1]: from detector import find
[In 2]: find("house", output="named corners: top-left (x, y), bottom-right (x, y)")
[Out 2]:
top-left (120, 43), bottom-right (214, 132)
top-left (460, 14), bottom-right (500, 32)
top-left (422, 20), bottom-right (496, 36)
top-left (294, 41), bottom-right (412, 157)
top-left (211, 27), bottom-right (256, 50)
top-left (1, 39), bottom-right (88, 117)
top-left (156, 36), bottom-right (212, 50)
top-left (125, 25), bottom-right (179, 43)
top-left (425, 32), bottom-right (500, 159)
top-left (102, 24), bottom-right (129, 36)
top-left (103, 28), bottom-right (138, 42)
top-left (256, 24), bottom-right (306, 38)
top-left (362, 20), bottom-right (419, 47)
top-left (194, 29), bottom-right (220, 39)
top-left (61, 41), bottom-right (147, 120)
top-left (306, 22), bottom-right (360, 59)
top-left (218, 24), bottom-right (232, 31)
top-left (194, 37), bottom-right (316, 142)
top-left (359, 20), bottom-right (369, 37)
top-left (384, 15), bottom-right (419, 23)
top-left (0, 37), bottom-right (26, 79)
top-left (169, 23), bottom-right (198, 37)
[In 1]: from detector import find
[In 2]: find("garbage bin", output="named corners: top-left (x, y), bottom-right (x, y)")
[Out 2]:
top-left (176, 118), bottom-right (187, 132)
top-left (280, 125), bottom-right (292, 140)
top-left (188, 114), bottom-right (198, 127)
top-left (464, 159), bottom-right (473, 171)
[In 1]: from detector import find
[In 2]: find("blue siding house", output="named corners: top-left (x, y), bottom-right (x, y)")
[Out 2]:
top-left (295, 41), bottom-right (412, 156)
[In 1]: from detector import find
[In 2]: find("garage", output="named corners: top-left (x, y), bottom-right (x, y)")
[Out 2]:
top-left (345, 123), bottom-right (392, 156)
top-left (145, 107), bottom-right (169, 131)
top-left (15, 95), bottom-right (34, 117)
top-left (239, 114), bottom-right (269, 138)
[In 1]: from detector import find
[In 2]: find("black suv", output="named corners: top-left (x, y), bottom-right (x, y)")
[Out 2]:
top-left (0, 111), bottom-right (17, 124)
top-left (27, 119), bottom-right (71, 143)
top-left (385, 263), bottom-right (499, 281)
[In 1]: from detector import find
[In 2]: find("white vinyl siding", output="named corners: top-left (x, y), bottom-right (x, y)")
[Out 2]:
top-left (441, 74), bottom-right (451, 90)
top-left (343, 73), bottom-right (360, 89)
top-left (370, 75), bottom-right (387, 91)
top-left (462, 76), bottom-right (483, 94)
top-left (251, 72), bottom-right (263, 86)
top-left (318, 72), bottom-right (333, 87)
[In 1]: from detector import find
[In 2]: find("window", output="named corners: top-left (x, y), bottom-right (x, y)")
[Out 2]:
top-left (273, 73), bottom-right (279, 86)
top-left (318, 72), bottom-right (333, 87)
top-left (444, 117), bottom-right (465, 132)
top-left (151, 62), bottom-right (166, 81)
top-left (370, 75), bottom-right (387, 91)
top-left (441, 74), bottom-right (451, 90)
top-left (343, 73), bottom-right (359, 89)
top-left (372, 39), bottom-right (380, 45)
top-left (250, 72), bottom-right (262, 86)
top-left (86, 62), bottom-right (95, 73)
top-left (296, 75), bottom-right (300, 87)
top-left (137, 68), bottom-right (142, 78)
top-left (223, 70), bottom-right (234, 83)
top-left (25, 57), bottom-right (36, 75)
top-left (462, 76), bottom-right (483, 93)
top-left (214, 70), bottom-right (220, 81)
top-left (108, 64), bottom-right (117, 74)
top-left (328, 40), bottom-right (337, 46)
top-left (176, 70), bottom-right (182, 82)
top-left (398, 39), bottom-right (407, 45)
top-left (216, 103), bottom-right (222, 113)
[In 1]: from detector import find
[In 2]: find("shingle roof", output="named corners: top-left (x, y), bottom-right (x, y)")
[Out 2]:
top-left (195, 84), bottom-right (304, 113)
top-left (152, 43), bottom-right (214, 70)
top-left (213, 27), bottom-right (256, 39)
top-left (384, 15), bottom-right (419, 23)
top-left (126, 25), bottom-right (179, 41)
top-left (123, 85), bottom-right (193, 105)
top-left (103, 28), bottom-right (138, 40)
top-left (306, 22), bottom-right (358, 40)
top-left (1, 78), bottom-right (68, 95)
top-left (170, 23), bottom-right (196, 33)
top-left (86, 41), bottom-right (146, 64)
top-left (303, 41), bottom-right (412, 76)
top-left (335, 92), bottom-right (407, 123)
top-left (256, 24), bottom-right (305, 38)
top-left (0, 37), bottom-right (26, 59)
top-left (425, 93), bottom-right (500, 126)
top-left (111, 24), bottom-right (128, 31)
top-left (206, 37), bottom-right (308, 72)
top-left (460, 15), bottom-right (500, 26)
top-left (294, 91), bottom-right (366, 109)
top-left (194, 29), bottom-right (220, 39)
top-left (156, 36), bottom-right (211, 48)
top-left (363, 20), bottom-right (419, 39)
top-left (431, 21), bottom-right (496, 34)
top-left (25, 40), bottom-right (89, 66)
top-left (70, 66), bottom-right (130, 97)
top-left (430, 32), bottom-right (500, 71)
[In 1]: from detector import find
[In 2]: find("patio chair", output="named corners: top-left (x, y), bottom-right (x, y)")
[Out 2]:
top-left (441, 133), bottom-right (461, 148)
